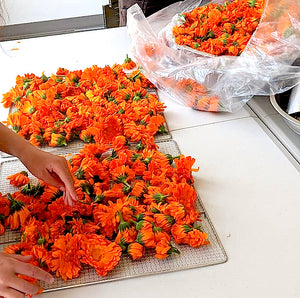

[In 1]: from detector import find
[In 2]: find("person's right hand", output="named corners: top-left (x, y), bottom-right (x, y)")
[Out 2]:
top-left (18, 146), bottom-right (77, 206)
top-left (0, 252), bottom-right (54, 298)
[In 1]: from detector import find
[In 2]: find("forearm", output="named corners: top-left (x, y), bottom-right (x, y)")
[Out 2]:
top-left (0, 123), bottom-right (33, 159)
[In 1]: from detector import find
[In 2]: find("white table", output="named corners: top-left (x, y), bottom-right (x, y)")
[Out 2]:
top-left (0, 27), bottom-right (299, 298)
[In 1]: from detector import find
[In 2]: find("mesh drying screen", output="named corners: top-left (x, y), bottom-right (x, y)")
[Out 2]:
top-left (0, 140), bottom-right (227, 292)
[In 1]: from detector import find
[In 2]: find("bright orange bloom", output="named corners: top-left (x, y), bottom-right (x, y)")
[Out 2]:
top-left (0, 193), bottom-right (11, 217)
top-left (165, 202), bottom-right (186, 222)
top-left (49, 133), bottom-right (67, 147)
top-left (115, 227), bottom-right (137, 250)
top-left (49, 233), bottom-right (83, 281)
top-left (21, 217), bottom-right (50, 245)
top-left (80, 234), bottom-right (122, 276)
top-left (155, 238), bottom-right (179, 260)
top-left (29, 134), bottom-right (44, 146)
top-left (70, 218), bottom-right (99, 235)
top-left (154, 213), bottom-right (174, 233)
top-left (112, 135), bottom-right (127, 151)
top-left (122, 55), bottom-right (137, 70)
top-left (187, 229), bottom-right (210, 248)
top-left (130, 180), bottom-right (147, 198)
top-left (1, 86), bottom-right (24, 108)
top-left (136, 223), bottom-right (155, 248)
top-left (7, 171), bottom-right (30, 187)
top-left (127, 242), bottom-right (144, 260)
top-left (5, 242), bottom-right (32, 255)
top-left (173, 155), bottom-right (199, 183)
top-left (153, 227), bottom-right (171, 244)
top-left (170, 223), bottom-right (189, 244)
top-left (31, 245), bottom-right (52, 271)
top-left (5, 112), bottom-right (30, 134)
top-left (5, 206), bottom-right (31, 230)
top-left (171, 182), bottom-right (197, 211)
top-left (93, 203), bottom-right (118, 238)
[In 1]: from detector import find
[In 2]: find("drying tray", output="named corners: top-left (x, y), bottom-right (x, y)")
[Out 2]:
top-left (0, 139), bottom-right (227, 293)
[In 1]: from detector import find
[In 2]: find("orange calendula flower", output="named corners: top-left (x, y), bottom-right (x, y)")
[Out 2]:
top-left (1, 86), bottom-right (24, 108)
top-left (127, 242), bottom-right (144, 260)
top-left (112, 135), bottom-right (127, 151)
top-left (29, 134), bottom-right (44, 146)
top-left (7, 171), bottom-right (30, 187)
top-left (0, 193), bottom-right (11, 217)
top-left (80, 234), bottom-right (122, 276)
top-left (21, 217), bottom-right (49, 245)
top-left (31, 245), bottom-right (52, 271)
top-left (170, 223), bottom-right (190, 244)
top-left (154, 213), bottom-right (174, 233)
top-left (115, 227), bottom-right (137, 250)
top-left (136, 222), bottom-right (156, 248)
top-left (155, 238), bottom-right (180, 260)
top-left (187, 229), bottom-right (210, 248)
top-left (171, 223), bottom-right (209, 248)
top-left (93, 203), bottom-right (118, 238)
top-left (49, 133), bottom-right (67, 147)
top-left (4, 194), bottom-right (31, 230)
top-left (165, 202), bottom-right (186, 222)
top-left (5, 242), bottom-right (32, 255)
top-left (122, 54), bottom-right (137, 70)
top-left (49, 233), bottom-right (83, 281)
top-left (79, 129), bottom-right (93, 143)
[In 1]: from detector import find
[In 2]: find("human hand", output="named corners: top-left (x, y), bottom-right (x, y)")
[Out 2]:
top-left (18, 146), bottom-right (77, 206)
top-left (0, 252), bottom-right (54, 298)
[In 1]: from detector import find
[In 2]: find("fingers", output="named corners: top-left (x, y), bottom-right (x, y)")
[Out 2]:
top-left (0, 287), bottom-right (25, 298)
top-left (49, 157), bottom-right (77, 205)
top-left (14, 261), bottom-right (54, 284)
top-left (9, 276), bottom-right (39, 296)
top-left (43, 169), bottom-right (65, 190)
top-left (63, 191), bottom-right (76, 207)
top-left (3, 254), bottom-right (32, 263)
top-left (19, 147), bottom-right (77, 206)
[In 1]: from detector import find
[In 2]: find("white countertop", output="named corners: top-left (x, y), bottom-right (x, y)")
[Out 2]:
top-left (0, 27), bottom-right (299, 298)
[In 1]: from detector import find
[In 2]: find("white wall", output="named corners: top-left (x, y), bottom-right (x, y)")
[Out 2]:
top-left (1, 0), bottom-right (108, 25)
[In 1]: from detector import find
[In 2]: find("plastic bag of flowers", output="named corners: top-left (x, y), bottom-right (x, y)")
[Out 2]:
top-left (127, 0), bottom-right (300, 112)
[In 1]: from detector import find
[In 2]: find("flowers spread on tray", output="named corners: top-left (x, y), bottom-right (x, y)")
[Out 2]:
top-left (0, 57), bottom-right (209, 289)
top-left (0, 143), bottom-right (208, 282)
top-left (172, 0), bottom-right (266, 56)
top-left (1, 60), bottom-right (165, 149)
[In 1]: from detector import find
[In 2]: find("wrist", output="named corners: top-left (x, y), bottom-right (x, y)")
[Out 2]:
top-left (14, 141), bottom-right (36, 163)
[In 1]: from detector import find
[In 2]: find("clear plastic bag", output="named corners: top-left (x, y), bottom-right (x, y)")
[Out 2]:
top-left (127, 0), bottom-right (300, 112)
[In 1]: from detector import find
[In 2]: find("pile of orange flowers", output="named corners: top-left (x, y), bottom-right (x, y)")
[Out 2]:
top-left (167, 77), bottom-right (220, 111)
top-left (0, 140), bottom-right (208, 282)
top-left (0, 57), bottom-right (209, 287)
top-left (1, 60), bottom-right (166, 149)
top-left (173, 0), bottom-right (266, 56)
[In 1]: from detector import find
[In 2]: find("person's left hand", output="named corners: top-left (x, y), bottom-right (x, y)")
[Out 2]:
top-left (0, 252), bottom-right (54, 298)
top-left (19, 147), bottom-right (77, 206)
